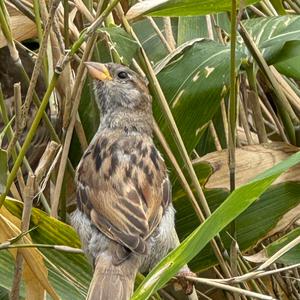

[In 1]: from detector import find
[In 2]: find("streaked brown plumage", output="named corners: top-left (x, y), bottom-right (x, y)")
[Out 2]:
top-left (71, 62), bottom-right (195, 300)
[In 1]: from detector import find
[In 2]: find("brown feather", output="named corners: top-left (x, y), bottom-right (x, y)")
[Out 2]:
top-left (76, 129), bottom-right (167, 263)
top-left (87, 249), bottom-right (140, 300)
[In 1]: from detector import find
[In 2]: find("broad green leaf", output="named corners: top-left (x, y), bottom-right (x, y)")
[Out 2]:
top-left (0, 251), bottom-right (28, 300)
top-left (261, 17), bottom-right (300, 48)
top-left (268, 41), bottom-right (300, 65)
top-left (133, 18), bottom-right (177, 63)
top-left (174, 183), bottom-right (300, 271)
top-left (0, 286), bottom-right (11, 300)
top-left (127, 0), bottom-right (260, 18)
top-left (275, 57), bottom-right (300, 80)
top-left (97, 27), bottom-right (139, 65)
top-left (242, 16), bottom-right (300, 63)
top-left (0, 149), bottom-right (7, 194)
top-left (4, 199), bottom-right (92, 300)
top-left (131, 150), bottom-right (300, 299)
top-left (177, 16), bottom-right (209, 45)
top-left (265, 227), bottom-right (300, 265)
top-left (153, 39), bottom-right (239, 156)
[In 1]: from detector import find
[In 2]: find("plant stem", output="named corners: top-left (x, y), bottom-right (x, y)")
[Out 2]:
top-left (0, 73), bottom-right (59, 208)
top-left (245, 64), bottom-right (268, 143)
top-left (239, 23), bottom-right (297, 144)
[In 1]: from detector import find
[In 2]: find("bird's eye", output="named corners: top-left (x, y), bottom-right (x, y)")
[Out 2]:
top-left (117, 71), bottom-right (128, 79)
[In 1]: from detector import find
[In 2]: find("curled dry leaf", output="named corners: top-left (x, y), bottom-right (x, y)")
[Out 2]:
top-left (126, 0), bottom-right (167, 20)
top-left (0, 206), bottom-right (60, 300)
top-left (243, 250), bottom-right (268, 263)
top-left (258, 202), bottom-right (300, 242)
top-left (193, 142), bottom-right (300, 190)
top-left (0, 15), bottom-right (37, 48)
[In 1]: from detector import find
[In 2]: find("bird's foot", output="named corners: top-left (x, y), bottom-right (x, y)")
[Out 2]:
top-left (172, 269), bottom-right (197, 295)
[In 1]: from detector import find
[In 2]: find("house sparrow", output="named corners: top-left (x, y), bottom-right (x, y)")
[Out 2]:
top-left (71, 62), bottom-right (196, 300)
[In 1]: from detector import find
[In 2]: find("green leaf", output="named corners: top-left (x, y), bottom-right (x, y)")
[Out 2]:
top-left (177, 16), bottom-right (209, 45)
top-left (0, 149), bottom-right (7, 194)
top-left (241, 16), bottom-right (300, 63)
top-left (133, 18), bottom-right (177, 63)
top-left (0, 286), bottom-right (10, 300)
top-left (261, 17), bottom-right (300, 48)
top-left (131, 150), bottom-right (300, 299)
top-left (127, 0), bottom-right (260, 18)
top-left (174, 182), bottom-right (300, 271)
top-left (270, 0), bottom-right (286, 15)
top-left (153, 39), bottom-right (239, 155)
top-left (0, 251), bottom-right (25, 299)
top-left (4, 199), bottom-right (92, 300)
top-left (265, 227), bottom-right (300, 265)
top-left (98, 27), bottom-right (139, 65)
top-left (275, 56), bottom-right (300, 80)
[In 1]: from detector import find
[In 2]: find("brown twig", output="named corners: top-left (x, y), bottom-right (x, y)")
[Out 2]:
top-left (22, 0), bottom-right (61, 129)
top-left (10, 174), bottom-right (35, 300)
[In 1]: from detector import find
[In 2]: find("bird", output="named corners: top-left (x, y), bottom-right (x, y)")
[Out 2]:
top-left (71, 62), bottom-right (196, 300)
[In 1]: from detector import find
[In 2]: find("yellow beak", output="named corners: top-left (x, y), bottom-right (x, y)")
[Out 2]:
top-left (84, 62), bottom-right (112, 81)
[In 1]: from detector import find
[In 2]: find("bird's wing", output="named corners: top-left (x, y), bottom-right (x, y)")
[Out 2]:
top-left (76, 132), bottom-right (170, 259)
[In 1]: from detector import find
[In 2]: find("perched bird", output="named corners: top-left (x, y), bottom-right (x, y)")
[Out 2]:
top-left (71, 62), bottom-right (195, 300)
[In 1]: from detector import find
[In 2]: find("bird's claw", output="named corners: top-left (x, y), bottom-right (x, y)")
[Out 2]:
top-left (172, 270), bottom-right (196, 295)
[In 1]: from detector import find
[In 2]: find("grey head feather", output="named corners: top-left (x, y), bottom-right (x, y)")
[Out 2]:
top-left (93, 63), bottom-right (153, 136)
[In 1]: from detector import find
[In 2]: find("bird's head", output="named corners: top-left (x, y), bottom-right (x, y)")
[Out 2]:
top-left (85, 62), bottom-right (151, 115)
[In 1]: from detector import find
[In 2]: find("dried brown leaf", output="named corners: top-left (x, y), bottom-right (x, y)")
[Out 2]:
top-left (194, 142), bottom-right (300, 190)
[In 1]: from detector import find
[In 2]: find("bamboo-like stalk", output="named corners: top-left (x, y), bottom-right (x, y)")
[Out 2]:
top-left (163, 17), bottom-right (176, 51)
top-left (248, 5), bottom-right (267, 17)
top-left (0, 3), bottom-right (64, 166)
top-left (63, 0), bottom-right (69, 48)
top-left (209, 122), bottom-right (222, 151)
top-left (33, 0), bottom-right (49, 83)
top-left (0, 242), bottom-right (83, 253)
top-left (228, 0), bottom-right (238, 192)
top-left (220, 99), bottom-right (229, 146)
top-left (239, 23), bottom-right (297, 144)
top-left (10, 174), bottom-right (35, 300)
top-left (286, 0), bottom-right (300, 13)
top-left (0, 73), bottom-right (59, 207)
top-left (147, 17), bottom-right (173, 53)
top-left (186, 276), bottom-right (276, 300)
top-left (75, 114), bottom-right (89, 150)
top-left (239, 98), bottom-right (254, 145)
top-left (245, 65), bottom-right (268, 143)
top-left (257, 82), bottom-right (288, 142)
top-left (259, 1), bottom-right (274, 16)
top-left (7, 83), bottom-right (22, 157)
top-left (271, 67), bottom-right (300, 117)
top-left (154, 122), bottom-right (230, 276)
top-left (237, 257), bottom-right (265, 295)
top-left (22, 0), bottom-right (60, 128)
top-left (8, 0), bottom-right (35, 20)
top-left (263, 0), bottom-right (278, 15)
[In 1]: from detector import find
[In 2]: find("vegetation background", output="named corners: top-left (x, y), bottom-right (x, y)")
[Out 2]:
top-left (0, 0), bottom-right (300, 299)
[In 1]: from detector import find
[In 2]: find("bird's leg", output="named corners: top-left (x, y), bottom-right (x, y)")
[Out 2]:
top-left (172, 265), bottom-right (197, 296)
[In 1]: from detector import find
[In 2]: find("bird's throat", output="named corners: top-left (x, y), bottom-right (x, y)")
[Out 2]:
top-left (99, 110), bottom-right (153, 136)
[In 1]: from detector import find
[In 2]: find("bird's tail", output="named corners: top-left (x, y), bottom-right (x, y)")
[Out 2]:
top-left (87, 251), bottom-right (140, 300)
